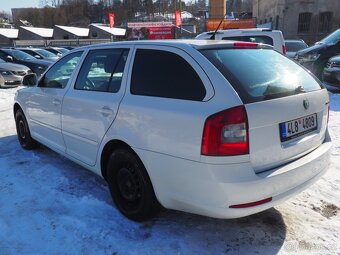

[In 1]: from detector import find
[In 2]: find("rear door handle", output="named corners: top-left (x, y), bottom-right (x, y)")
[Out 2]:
top-left (52, 98), bottom-right (61, 106)
top-left (97, 106), bottom-right (114, 117)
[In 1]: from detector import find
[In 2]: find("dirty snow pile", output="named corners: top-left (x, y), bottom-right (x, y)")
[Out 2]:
top-left (0, 88), bottom-right (339, 255)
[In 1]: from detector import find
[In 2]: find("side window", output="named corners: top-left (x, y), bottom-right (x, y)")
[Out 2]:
top-left (222, 36), bottom-right (274, 46)
top-left (131, 49), bottom-right (206, 101)
top-left (75, 48), bottom-right (129, 93)
top-left (39, 51), bottom-right (83, 89)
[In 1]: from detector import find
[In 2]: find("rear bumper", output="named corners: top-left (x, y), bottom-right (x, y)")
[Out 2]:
top-left (136, 130), bottom-right (332, 219)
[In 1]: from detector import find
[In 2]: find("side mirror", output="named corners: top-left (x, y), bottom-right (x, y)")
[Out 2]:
top-left (22, 73), bottom-right (38, 86)
top-left (6, 56), bottom-right (13, 62)
top-left (34, 55), bottom-right (42, 59)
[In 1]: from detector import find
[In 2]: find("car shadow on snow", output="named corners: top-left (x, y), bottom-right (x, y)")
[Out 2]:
top-left (0, 134), bottom-right (287, 254)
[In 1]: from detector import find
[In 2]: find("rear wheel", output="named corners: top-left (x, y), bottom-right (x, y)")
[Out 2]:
top-left (15, 109), bottom-right (39, 150)
top-left (106, 148), bottom-right (161, 221)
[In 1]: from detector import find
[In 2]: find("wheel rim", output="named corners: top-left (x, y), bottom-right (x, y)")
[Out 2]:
top-left (117, 167), bottom-right (142, 202)
top-left (18, 119), bottom-right (27, 140)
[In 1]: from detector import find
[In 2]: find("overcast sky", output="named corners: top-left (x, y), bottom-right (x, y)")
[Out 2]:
top-left (1, 0), bottom-right (41, 13)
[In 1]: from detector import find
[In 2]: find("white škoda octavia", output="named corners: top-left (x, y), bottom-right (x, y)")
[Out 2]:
top-left (14, 40), bottom-right (331, 221)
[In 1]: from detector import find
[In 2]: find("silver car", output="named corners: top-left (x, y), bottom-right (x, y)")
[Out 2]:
top-left (0, 59), bottom-right (32, 88)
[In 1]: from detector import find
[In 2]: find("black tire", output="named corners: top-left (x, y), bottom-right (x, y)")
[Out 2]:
top-left (15, 109), bottom-right (39, 150)
top-left (106, 148), bottom-right (161, 221)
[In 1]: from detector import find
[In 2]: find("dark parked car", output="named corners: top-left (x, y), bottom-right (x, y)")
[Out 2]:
top-left (44, 47), bottom-right (70, 57)
top-left (285, 39), bottom-right (308, 59)
top-left (0, 49), bottom-right (52, 77)
top-left (323, 55), bottom-right (340, 92)
top-left (295, 29), bottom-right (340, 79)
top-left (17, 48), bottom-right (59, 61)
top-left (0, 59), bottom-right (32, 88)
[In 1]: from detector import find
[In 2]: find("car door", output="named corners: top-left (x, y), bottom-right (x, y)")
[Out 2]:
top-left (26, 51), bottom-right (83, 152)
top-left (62, 47), bottom-right (131, 166)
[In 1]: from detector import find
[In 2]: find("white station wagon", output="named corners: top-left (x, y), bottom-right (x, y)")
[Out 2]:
top-left (14, 40), bottom-right (331, 221)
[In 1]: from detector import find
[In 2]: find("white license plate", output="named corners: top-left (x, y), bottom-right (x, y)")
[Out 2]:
top-left (280, 113), bottom-right (317, 142)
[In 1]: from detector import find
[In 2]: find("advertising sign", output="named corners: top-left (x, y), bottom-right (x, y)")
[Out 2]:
top-left (148, 27), bottom-right (174, 40)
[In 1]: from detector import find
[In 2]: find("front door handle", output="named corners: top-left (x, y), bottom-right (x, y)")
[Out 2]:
top-left (97, 106), bottom-right (114, 117)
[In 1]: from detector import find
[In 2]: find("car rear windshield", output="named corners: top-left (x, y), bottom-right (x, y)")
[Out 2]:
top-left (285, 41), bottom-right (307, 52)
top-left (200, 48), bottom-right (323, 104)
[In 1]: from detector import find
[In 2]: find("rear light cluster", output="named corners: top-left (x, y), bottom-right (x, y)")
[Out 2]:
top-left (282, 45), bottom-right (287, 56)
top-left (201, 106), bottom-right (249, 156)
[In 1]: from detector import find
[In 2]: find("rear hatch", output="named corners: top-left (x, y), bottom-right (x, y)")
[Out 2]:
top-left (200, 47), bottom-right (329, 173)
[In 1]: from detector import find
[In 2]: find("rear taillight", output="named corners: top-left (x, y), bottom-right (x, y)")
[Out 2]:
top-left (282, 45), bottom-right (287, 55)
top-left (201, 106), bottom-right (249, 156)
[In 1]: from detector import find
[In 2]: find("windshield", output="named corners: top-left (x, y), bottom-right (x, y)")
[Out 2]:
top-left (319, 29), bottom-right (340, 44)
top-left (200, 49), bottom-right (322, 104)
top-left (36, 49), bottom-right (58, 58)
top-left (285, 41), bottom-right (307, 52)
top-left (58, 48), bottom-right (69, 54)
top-left (11, 50), bottom-right (35, 61)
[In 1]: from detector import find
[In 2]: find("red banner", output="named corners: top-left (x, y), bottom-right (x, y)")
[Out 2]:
top-left (108, 13), bottom-right (115, 28)
top-left (175, 11), bottom-right (182, 26)
top-left (148, 27), bottom-right (174, 40)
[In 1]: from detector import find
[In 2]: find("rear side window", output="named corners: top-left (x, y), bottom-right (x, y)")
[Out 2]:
top-left (75, 48), bottom-right (129, 93)
top-left (222, 36), bottom-right (274, 46)
top-left (131, 49), bottom-right (206, 101)
top-left (200, 49), bottom-right (322, 104)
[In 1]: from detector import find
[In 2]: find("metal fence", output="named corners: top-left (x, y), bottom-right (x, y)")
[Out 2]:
top-left (13, 39), bottom-right (111, 48)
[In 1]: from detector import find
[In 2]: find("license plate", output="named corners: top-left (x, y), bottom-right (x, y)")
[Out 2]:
top-left (280, 113), bottom-right (317, 142)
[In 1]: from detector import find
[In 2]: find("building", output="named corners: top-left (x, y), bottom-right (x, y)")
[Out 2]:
top-left (253, 0), bottom-right (340, 44)
top-left (53, 25), bottom-right (89, 39)
top-left (0, 29), bottom-right (18, 46)
top-left (18, 26), bottom-right (53, 40)
top-left (88, 24), bottom-right (126, 40)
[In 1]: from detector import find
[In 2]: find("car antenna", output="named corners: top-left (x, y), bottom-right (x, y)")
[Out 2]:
top-left (210, 13), bottom-right (228, 40)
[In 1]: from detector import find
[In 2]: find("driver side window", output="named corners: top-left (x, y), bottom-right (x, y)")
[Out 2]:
top-left (39, 51), bottom-right (83, 89)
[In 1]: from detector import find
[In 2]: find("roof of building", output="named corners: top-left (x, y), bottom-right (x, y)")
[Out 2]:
top-left (90, 24), bottom-right (126, 36)
top-left (0, 28), bottom-right (18, 39)
top-left (55, 25), bottom-right (89, 37)
top-left (20, 26), bottom-right (53, 38)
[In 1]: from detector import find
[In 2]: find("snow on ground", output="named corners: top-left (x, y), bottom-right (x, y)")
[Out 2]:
top-left (0, 87), bottom-right (339, 255)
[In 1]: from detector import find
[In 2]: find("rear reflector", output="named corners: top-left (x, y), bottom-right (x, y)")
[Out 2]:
top-left (233, 42), bottom-right (258, 48)
top-left (229, 197), bottom-right (272, 208)
top-left (201, 106), bottom-right (249, 156)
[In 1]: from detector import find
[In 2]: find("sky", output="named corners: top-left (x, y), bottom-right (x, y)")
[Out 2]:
top-left (1, 0), bottom-right (41, 13)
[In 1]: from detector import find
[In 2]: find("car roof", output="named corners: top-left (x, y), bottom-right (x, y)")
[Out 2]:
top-left (76, 39), bottom-right (273, 51)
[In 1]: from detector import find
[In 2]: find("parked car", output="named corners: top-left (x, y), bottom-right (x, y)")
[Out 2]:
top-left (16, 48), bottom-right (59, 62)
top-left (0, 48), bottom-right (52, 77)
top-left (323, 55), bottom-right (340, 92)
top-left (14, 40), bottom-right (331, 221)
top-left (285, 39), bottom-right (308, 59)
top-left (0, 59), bottom-right (32, 88)
top-left (295, 29), bottom-right (340, 79)
top-left (44, 47), bottom-right (70, 57)
top-left (0, 74), bottom-right (4, 88)
top-left (196, 28), bottom-right (286, 55)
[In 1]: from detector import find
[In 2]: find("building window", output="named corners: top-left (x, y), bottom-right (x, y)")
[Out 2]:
top-left (298, 12), bottom-right (312, 33)
top-left (319, 12), bottom-right (332, 33)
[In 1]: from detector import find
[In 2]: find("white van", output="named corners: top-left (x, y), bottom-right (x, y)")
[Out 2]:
top-left (196, 28), bottom-right (286, 55)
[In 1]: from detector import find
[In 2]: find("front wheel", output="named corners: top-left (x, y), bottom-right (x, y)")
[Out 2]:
top-left (106, 148), bottom-right (161, 221)
top-left (15, 109), bottom-right (39, 150)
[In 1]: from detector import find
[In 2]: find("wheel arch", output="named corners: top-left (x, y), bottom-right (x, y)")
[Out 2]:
top-left (13, 102), bottom-right (23, 117)
top-left (100, 139), bottom-right (132, 180)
